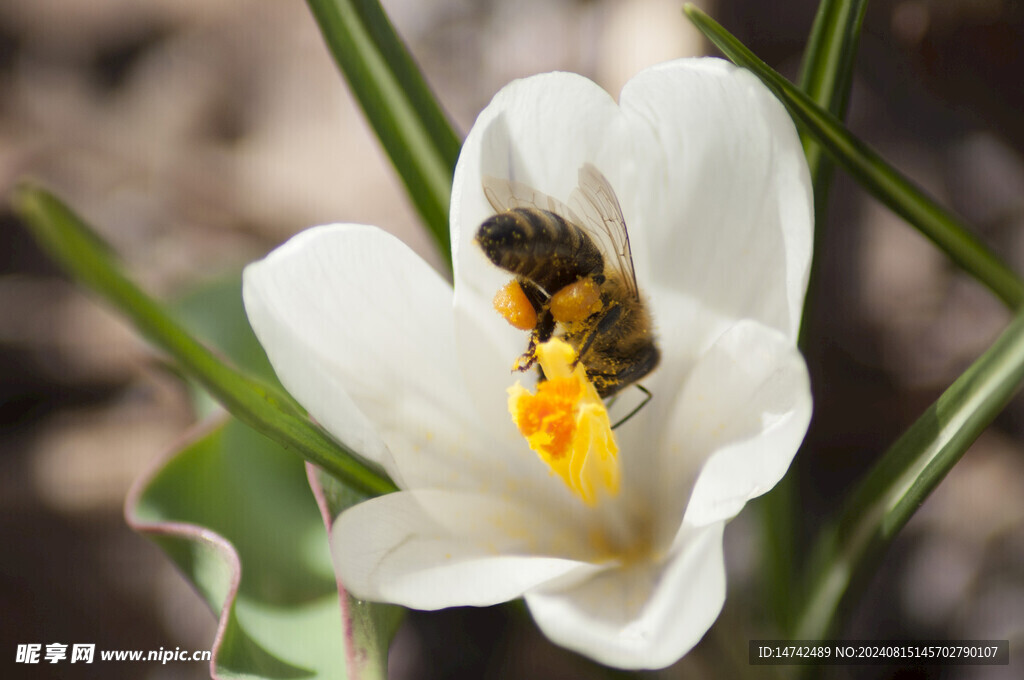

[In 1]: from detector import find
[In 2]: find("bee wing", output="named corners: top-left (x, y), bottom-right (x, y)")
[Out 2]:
top-left (568, 163), bottom-right (639, 299)
top-left (482, 174), bottom-right (584, 224)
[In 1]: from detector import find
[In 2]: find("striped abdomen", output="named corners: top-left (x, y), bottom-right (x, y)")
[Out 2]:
top-left (475, 208), bottom-right (604, 295)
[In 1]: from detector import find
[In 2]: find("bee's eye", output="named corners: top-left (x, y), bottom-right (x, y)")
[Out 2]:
top-left (550, 278), bottom-right (601, 323)
top-left (493, 280), bottom-right (537, 331)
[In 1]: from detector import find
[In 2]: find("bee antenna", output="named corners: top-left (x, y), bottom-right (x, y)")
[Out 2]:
top-left (610, 384), bottom-right (652, 430)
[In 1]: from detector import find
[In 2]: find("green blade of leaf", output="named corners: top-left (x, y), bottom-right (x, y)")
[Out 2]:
top-left (796, 0), bottom-right (869, 293)
top-left (684, 4), bottom-right (1024, 310)
top-left (762, 0), bottom-right (868, 634)
top-left (12, 183), bottom-right (397, 498)
top-left (306, 0), bottom-right (461, 267)
top-left (797, 0), bottom-right (868, 197)
top-left (172, 275), bottom-right (283, 419)
top-left (172, 274), bottom-right (281, 386)
top-left (792, 0), bottom-right (871, 345)
top-left (792, 307), bottom-right (1024, 641)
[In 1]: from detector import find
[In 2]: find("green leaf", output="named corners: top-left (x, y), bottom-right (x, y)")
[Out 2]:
top-left (132, 263), bottom-right (397, 678)
top-left (171, 275), bottom-right (282, 419)
top-left (797, 0), bottom-right (868, 201)
top-left (310, 468), bottom-right (405, 678)
top-left (11, 183), bottom-right (397, 497)
top-left (306, 0), bottom-right (461, 268)
top-left (173, 275), bottom-right (279, 386)
top-left (795, 0), bottom-right (869, 309)
top-left (791, 307), bottom-right (1024, 641)
top-left (761, 0), bottom-right (868, 634)
top-left (128, 417), bottom-right (346, 678)
top-left (684, 4), bottom-right (1024, 310)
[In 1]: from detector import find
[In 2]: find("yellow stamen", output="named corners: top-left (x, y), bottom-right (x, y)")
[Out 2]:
top-left (507, 338), bottom-right (620, 505)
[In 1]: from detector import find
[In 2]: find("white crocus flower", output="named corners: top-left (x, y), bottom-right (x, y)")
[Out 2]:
top-left (243, 57), bottom-right (813, 670)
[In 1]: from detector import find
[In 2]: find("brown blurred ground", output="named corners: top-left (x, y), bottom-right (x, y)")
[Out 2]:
top-left (1, 1), bottom-right (1022, 679)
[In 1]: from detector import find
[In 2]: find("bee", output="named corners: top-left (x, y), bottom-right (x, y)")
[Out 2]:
top-left (474, 163), bottom-right (659, 412)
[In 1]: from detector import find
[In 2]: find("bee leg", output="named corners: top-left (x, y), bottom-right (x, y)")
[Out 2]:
top-left (514, 308), bottom-right (554, 372)
top-left (611, 384), bottom-right (652, 429)
top-left (514, 339), bottom-right (538, 372)
top-left (571, 301), bottom-right (622, 369)
top-left (519, 278), bottom-right (549, 311)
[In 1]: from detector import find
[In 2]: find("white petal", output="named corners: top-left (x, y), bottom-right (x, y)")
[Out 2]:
top-left (621, 59), bottom-right (813, 342)
top-left (243, 224), bottom-right (517, 490)
top-left (525, 522), bottom-right (726, 670)
top-left (331, 489), bottom-right (603, 609)
top-left (610, 319), bottom-right (809, 546)
top-left (662, 320), bottom-right (812, 529)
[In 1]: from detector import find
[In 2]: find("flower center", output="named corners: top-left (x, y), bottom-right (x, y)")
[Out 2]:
top-left (507, 338), bottom-right (620, 505)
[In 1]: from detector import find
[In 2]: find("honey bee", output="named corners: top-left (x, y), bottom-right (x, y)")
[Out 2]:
top-left (475, 163), bottom-right (659, 408)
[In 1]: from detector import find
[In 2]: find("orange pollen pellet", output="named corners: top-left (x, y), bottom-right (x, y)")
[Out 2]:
top-left (513, 377), bottom-right (581, 460)
top-left (493, 280), bottom-right (537, 331)
top-left (550, 278), bottom-right (602, 323)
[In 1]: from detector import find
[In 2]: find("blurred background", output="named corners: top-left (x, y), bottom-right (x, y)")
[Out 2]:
top-left (1, 0), bottom-right (1022, 678)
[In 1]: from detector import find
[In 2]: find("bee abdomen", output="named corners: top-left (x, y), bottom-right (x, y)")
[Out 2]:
top-left (475, 208), bottom-right (603, 294)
